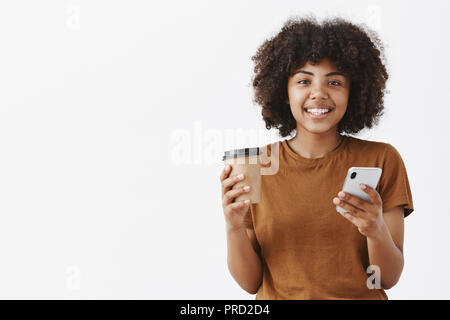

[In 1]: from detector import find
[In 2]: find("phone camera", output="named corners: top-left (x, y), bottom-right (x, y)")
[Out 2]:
top-left (350, 172), bottom-right (357, 179)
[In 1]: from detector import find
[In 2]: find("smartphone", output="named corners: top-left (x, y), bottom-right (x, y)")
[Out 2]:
top-left (336, 167), bottom-right (382, 213)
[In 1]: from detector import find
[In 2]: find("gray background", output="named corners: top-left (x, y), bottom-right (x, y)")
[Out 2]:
top-left (0, 0), bottom-right (447, 299)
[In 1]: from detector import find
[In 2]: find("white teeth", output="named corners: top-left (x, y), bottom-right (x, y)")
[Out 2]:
top-left (306, 108), bottom-right (331, 114)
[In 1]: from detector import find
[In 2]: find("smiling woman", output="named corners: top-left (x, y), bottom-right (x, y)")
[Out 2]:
top-left (286, 57), bottom-right (350, 155)
top-left (251, 15), bottom-right (388, 140)
top-left (221, 14), bottom-right (414, 301)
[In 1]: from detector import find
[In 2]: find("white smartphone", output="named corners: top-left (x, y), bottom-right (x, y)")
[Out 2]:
top-left (336, 167), bottom-right (382, 213)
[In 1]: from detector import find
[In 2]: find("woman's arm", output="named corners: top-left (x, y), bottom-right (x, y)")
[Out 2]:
top-left (333, 184), bottom-right (405, 290)
top-left (366, 205), bottom-right (405, 289)
top-left (226, 226), bottom-right (263, 294)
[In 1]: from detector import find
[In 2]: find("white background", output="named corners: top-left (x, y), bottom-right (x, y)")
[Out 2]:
top-left (0, 0), bottom-right (448, 299)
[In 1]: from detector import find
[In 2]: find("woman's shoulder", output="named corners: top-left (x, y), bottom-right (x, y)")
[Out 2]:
top-left (345, 136), bottom-right (406, 163)
top-left (345, 135), bottom-right (392, 151)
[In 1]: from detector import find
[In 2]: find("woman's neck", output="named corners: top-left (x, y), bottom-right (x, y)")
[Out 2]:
top-left (287, 130), bottom-right (342, 159)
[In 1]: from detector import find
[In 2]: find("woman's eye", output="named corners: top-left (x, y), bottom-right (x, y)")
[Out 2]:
top-left (297, 80), bottom-right (341, 86)
top-left (329, 81), bottom-right (341, 86)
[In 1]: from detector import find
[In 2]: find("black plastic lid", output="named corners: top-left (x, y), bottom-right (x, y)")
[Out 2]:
top-left (222, 147), bottom-right (261, 161)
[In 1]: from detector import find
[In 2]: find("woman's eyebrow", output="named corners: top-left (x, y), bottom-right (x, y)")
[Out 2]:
top-left (295, 70), bottom-right (345, 77)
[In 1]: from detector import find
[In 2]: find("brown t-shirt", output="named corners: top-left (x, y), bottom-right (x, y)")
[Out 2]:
top-left (244, 135), bottom-right (414, 300)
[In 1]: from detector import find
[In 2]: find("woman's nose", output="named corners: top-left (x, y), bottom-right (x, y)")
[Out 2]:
top-left (310, 84), bottom-right (329, 100)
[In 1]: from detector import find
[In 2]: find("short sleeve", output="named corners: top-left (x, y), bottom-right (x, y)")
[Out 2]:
top-left (378, 144), bottom-right (414, 218)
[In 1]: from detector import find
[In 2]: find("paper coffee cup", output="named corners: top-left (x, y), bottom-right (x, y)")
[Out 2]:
top-left (222, 147), bottom-right (261, 204)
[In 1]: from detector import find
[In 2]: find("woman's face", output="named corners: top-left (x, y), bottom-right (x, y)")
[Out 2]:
top-left (286, 57), bottom-right (350, 135)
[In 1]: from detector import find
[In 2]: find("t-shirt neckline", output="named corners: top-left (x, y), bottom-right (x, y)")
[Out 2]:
top-left (281, 135), bottom-right (349, 165)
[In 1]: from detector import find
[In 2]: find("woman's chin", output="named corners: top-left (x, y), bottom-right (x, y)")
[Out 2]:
top-left (298, 123), bottom-right (339, 135)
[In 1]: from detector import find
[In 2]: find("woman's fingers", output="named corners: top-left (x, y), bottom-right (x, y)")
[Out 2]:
top-left (221, 172), bottom-right (245, 195)
top-left (223, 185), bottom-right (251, 205)
top-left (220, 165), bottom-right (252, 230)
top-left (228, 199), bottom-right (250, 210)
top-left (220, 165), bottom-right (231, 182)
top-left (333, 197), bottom-right (369, 220)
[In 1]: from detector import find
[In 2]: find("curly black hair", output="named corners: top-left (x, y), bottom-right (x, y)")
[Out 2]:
top-left (251, 15), bottom-right (389, 137)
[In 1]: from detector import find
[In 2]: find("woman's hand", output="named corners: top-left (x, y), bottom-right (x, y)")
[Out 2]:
top-left (333, 184), bottom-right (386, 239)
top-left (220, 165), bottom-right (252, 232)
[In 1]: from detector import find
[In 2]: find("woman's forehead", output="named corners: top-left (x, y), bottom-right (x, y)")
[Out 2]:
top-left (297, 58), bottom-right (338, 72)
top-left (292, 58), bottom-right (349, 79)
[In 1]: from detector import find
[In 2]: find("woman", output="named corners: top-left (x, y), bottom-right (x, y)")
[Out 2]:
top-left (220, 15), bottom-right (414, 299)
